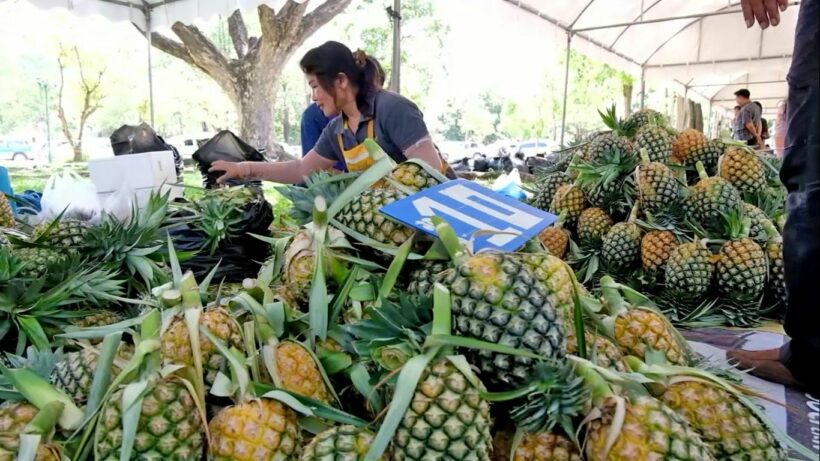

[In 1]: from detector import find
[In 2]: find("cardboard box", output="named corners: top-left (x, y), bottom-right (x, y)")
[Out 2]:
top-left (88, 151), bottom-right (182, 206)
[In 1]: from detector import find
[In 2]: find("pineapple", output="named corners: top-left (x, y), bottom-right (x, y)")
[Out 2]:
top-left (10, 247), bottom-right (65, 279)
top-left (269, 339), bottom-right (334, 404)
top-left (510, 431), bottom-right (582, 461)
top-left (336, 187), bottom-right (413, 246)
top-left (660, 379), bottom-right (786, 460)
top-left (584, 395), bottom-right (715, 461)
top-left (69, 310), bottom-right (123, 329)
top-left (640, 230), bottom-right (677, 273)
top-left (301, 424), bottom-right (378, 461)
top-left (742, 202), bottom-right (775, 246)
top-left (549, 184), bottom-right (586, 226)
top-left (601, 219), bottom-right (642, 274)
top-left (599, 277), bottom-right (693, 366)
top-left (664, 241), bottom-right (715, 303)
top-left (576, 207), bottom-right (613, 246)
top-left (716, 237), bottom-right (767, 301)
top-left (635, 153), bottom-right (680, 214)
top-left (584, 133), bottom-right (635, 166)
top-left (566, 327), bottom-right (629, 372)
top-left (32, 218), bottom-right (88, 248)
top-left (625, 108), bottom-right (668, 132)
top-left (672, 129), bottom-right (721, 174)
top-left (766, 238), bottom-right (787, 311)
top-left (0, 194), bottom-right (14, 229)
top-left (715, 215), bottom-right (767, 301)
top-left (95, 375), bottom-right (205, 460)
top-left (719, 147), bottom-right (766, 194)
top-left (209, 398), bottom-right (300, 461)
top-left (440, 252), bottom-right (567, 384)
top-left (407, 259), bottom-right (451, 297)
top-left (51, 345), bottom-right (132, 406)
top-left (538, 226), bottom-right (570, 259)
top-left (530, 172), bottom-right (571, 212)
top-left (685, 162), bottom-right (743, 235)
top-left (633, 125), bottom-right (674, 164)
top-left (161, 307), bottom-right (243, 387)
top-left (392, 357), bottom-right (493, 460)
top-left (0, 401), bottom-right (61, 461)
top-left (390, 161), bottom-right (442, 192)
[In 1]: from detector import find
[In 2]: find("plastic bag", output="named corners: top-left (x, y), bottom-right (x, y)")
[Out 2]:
top-left (101, 182), bottom-right (135, 222)
top-left (490, 169), bottom-right (527, 201)
top-left (38, 171), bottom-right (101, 223)
top-left (192, 130), bottom-right (269, 188)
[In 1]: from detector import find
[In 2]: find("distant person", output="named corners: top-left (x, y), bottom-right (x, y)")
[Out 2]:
top-left (754, 101), bottom-right (770, 143)
top-left (299, 55), bottom-right (386, 171)
top-left (729, 0), bottom-right (819, 398)
top-left (732, 89), bottom-right (763, 147)
top-left (774, 100), bottom-right (787, 157)
top-left (733, 105), bottom-right (741, 124)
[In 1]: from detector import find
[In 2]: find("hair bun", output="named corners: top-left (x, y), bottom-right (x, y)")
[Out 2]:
top-left (352, 49), bottom-right (368, 68)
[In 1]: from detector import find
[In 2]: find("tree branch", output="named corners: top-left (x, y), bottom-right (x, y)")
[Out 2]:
top-left (297, 0), bottom-right (353, 44)
top-left (168, 22), bottom-right (237, 100)
top-left (227, 9), bottom-right (249, 59)
top-left (149, 30), bottom-right (197, 67)
top-left (275, 0), bottom-right (309, 43)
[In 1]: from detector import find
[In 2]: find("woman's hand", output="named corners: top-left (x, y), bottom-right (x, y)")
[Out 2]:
top-left (208, 160), bottom-right (245, 184)
top-left (740, 0), bottom-right (788, 29)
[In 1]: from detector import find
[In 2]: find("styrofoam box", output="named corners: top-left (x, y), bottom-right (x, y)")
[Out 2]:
top-left (97, 185), bottom-right (183, 208)
top-left (88, 151), bottom-right (182, 205)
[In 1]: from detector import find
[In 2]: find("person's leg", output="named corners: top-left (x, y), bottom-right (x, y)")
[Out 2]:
top-left (729, 0), bottom-right (819, 395)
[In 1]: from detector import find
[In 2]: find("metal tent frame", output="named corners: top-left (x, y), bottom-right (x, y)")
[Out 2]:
top-left (501, 0), bottom-right (798, 143)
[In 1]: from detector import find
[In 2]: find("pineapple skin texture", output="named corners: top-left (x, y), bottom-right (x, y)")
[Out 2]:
top-left (209, 399), bottom-right (300, 461)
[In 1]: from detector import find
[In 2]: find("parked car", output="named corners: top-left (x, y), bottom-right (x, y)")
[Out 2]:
top-left (167, 133), bottom-right (215, 160)
top-left (514, 139), bottom-right (554, 158)
top-left (438, 140), bottom-right (483, 162)
top-left (0, 138), bottom-right (34, 160)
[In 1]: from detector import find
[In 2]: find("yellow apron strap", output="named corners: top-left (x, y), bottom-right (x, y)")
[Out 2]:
top-left (340, 119), bottom-right (376, 172)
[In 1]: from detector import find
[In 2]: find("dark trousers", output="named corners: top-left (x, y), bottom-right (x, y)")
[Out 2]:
top-left (778, 0), bottom-right (820, 394)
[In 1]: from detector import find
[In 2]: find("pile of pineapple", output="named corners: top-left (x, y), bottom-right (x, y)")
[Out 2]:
top-left (531, 107), bottom-right (788, 328)
top-left (0, 143), bottom-right (814, 461)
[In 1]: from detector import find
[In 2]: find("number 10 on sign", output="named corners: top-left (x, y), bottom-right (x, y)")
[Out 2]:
top-left (379, 179), bottom-right (557, 253)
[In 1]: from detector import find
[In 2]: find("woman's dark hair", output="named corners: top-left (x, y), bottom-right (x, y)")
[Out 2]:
top-left (300, 41), bottom-right (379, 110)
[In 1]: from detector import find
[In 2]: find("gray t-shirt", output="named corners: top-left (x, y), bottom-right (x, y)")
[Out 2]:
top-left (733, 101), bottom-right (760, 141)
top-left (313, 90), bottom-right (430, 164)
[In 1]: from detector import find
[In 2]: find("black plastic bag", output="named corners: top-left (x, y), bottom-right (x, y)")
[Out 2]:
top-left (109, 123), bottom-right (183, 176)
top-left (168, 189), bottom-right (274, 282)
top-left (192, 130), bottom-right (269, 188)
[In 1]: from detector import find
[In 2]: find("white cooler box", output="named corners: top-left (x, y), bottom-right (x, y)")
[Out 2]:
top-left (88, 151), bottom-right (183, 207)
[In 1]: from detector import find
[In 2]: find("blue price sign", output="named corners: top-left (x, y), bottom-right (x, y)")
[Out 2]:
top-left (379, 179), bottom-right (557, 253)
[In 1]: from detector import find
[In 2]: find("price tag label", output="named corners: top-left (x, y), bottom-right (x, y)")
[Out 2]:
top-left (379, 179), bottom-right (557, 252)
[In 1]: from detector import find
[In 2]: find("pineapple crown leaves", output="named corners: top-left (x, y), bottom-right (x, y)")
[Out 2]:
top-left (0, 362), bottom-right (84, 432)
top-left (277, 171), bottom-right (357, 225)
top-left (342, 294), bottom-right (433, 369)
top-left (496, 359), bottom-right (590, 438)
top-left (598, 104), bottom-right (637, 137)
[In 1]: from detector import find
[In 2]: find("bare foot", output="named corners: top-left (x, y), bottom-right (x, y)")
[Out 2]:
top-left (727, 351), bottom-right (803, 388)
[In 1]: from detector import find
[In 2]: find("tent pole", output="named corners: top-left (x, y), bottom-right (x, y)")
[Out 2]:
top-left (389, 0), bottom-right (401, 93)
top-left (640, 66), bottom-right (646, 109)
top-left (560, 32), bottom-right (573, 146)
top-left (145, 11), bottom-right (155, 126)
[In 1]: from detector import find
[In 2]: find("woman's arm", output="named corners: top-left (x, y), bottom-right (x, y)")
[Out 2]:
top-left (403, 136), bottom-right (443, 170)
top-left (209, 150), bottom-right (337, 184)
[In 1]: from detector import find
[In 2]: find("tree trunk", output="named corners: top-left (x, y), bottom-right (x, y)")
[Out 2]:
top-left (237, 73), bottom-right (278, 152)
top-left (623, 81), bottom-right (634, 116)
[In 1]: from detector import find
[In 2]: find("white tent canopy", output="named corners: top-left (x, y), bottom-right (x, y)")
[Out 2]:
top-left (501, 0), bottom-right (797, 139)
top-left (23, 0), bottom-right (294, 31)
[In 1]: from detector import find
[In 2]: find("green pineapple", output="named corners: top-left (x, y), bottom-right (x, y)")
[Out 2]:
top-left (633, 125), bottom-right (674, 163)
top-left (407, 259), bottom-right (452, 297)
top-left (10, 247), bottom-right (66, 279)
top-left (664, 241), bottom-right (715, 303)
top-left (715, 214), bottom-right (767, 302)
top-left (576, 207), bottom-right (613, 247)
top-left (742, 202), bottom-right (776, 246)
top-left (530, 172), bottom-right (571, 212)
top-left (635, 150), bottom-right (681, 214)
top-left (601, 206), bottom-right (642, 273)
top-left (32, 218), bottom-right (88, 249)
top-left (625, 108), bottom-right (668, 132)
top-left (301, 425), bottom-right (379, 461)
top-left (719, 146), bottom-right (767, 194)
top-left (685, 161), bottom-right (743, 235)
